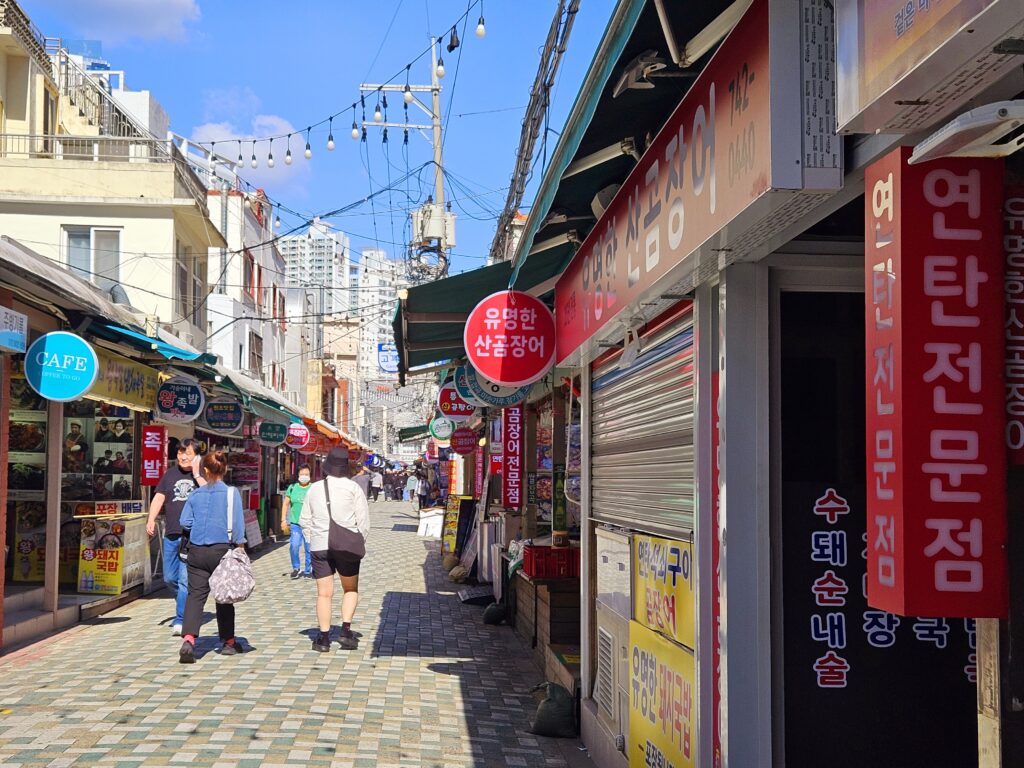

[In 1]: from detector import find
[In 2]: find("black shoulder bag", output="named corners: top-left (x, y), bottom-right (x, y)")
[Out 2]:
top-left (326, 480), bottom-right (366, 558)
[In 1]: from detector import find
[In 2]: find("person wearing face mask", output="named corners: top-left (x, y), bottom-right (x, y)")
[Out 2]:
top-left (282, 466), bottom-right (313, 579)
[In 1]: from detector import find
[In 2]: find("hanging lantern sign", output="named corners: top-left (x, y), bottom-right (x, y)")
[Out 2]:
top-left (258, 421), bottom-right (289, 447)
top-left (466, 368), bottom-right (532, 407)
top-left (200, 397), bottom-right (244, 436)
top-left (429, 415), bottom-right (455, 441)
top-left (155, 376), bottom-right (206, 423)
top-left (437, 382), bottom-right (476, 422)
top-left (464, 290), bottom-right (556, 387)
top-left (23, 331), bottom-right (99, 402)
top-left (286, 423), bottom-right (312, 450)
top-left (450, 427), bottom-right (477, 455)
top-left (453, 365), bottom-right (489, 407)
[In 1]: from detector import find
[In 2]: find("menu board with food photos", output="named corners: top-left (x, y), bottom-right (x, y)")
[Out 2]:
top-left (535, 402), bottom-right (553, 524)
top-left (8, 366), bottom-right (49, 583)
top-left (77, 515), bottom-right (146, 595)
top-left (60, 398), bottom-right (136, 515)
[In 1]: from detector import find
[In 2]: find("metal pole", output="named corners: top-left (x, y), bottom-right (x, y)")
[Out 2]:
top-left (429, 37), bottom-right (444, 210)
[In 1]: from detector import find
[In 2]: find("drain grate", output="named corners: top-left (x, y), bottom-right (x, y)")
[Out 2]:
top-left (392, 524), bottom-right (418, 532)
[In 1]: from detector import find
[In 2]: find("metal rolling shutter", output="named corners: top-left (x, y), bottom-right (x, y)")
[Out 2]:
top-left (591, 315), bottom-right (695, 536)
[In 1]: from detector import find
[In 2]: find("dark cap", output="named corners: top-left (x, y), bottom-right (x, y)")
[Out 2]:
top-left (323, 447), bottom-right (351, 477)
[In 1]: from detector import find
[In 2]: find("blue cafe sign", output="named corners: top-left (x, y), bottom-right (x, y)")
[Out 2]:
top-left (24, 331), bottom-right (99, 402)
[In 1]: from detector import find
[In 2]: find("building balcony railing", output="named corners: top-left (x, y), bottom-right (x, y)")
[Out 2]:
top-left (0, 0), bottom-right (52, 77)
top-left (0, 133), bottom-right (210, 217)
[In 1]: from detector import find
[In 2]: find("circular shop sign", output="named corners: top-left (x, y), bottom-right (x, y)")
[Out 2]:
top-left (24, 331), bottom-right (99, 402)
top-left (155, 376), bottom-right (206, 424)
top-left (466, 369), bottom-right (532, 408)
top-left (201, 397), bottom-right (244, 435)
top-left (452, 365), bottom-right (489, 408)
top-left (286, 423), bottom-right (311, 450)
top-left (449, 427), bottom-right (477, 455)
top-left (436, 382), bottom-right (476, 422)
top-left (429, 416), bottom-right (455, 440)
top-left (464, 290), bottom-right (556, 387)
top-left (258, 421), bottom-right (289, 447)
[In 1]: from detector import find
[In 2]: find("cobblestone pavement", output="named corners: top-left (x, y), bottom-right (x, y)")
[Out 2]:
top-left (0, 501), bottom-right (588, 767)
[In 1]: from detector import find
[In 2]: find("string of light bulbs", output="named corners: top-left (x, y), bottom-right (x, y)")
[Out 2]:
top-left (195, 0), bottom-right (487, 171)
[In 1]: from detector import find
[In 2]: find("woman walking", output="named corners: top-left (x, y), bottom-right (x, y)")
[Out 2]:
top-left (282, 466), bottom-right (312, 579)
top-left (300, 447), bottom-right (370, 652)
top-left (177, 451), bottom-right (246, 664)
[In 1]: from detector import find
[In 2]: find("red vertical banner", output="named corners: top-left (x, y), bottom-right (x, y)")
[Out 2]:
top-left (474, 450), bottom-right (484, 499)
top-left (448, 460), bottom-right (458, 496)
top-left (865, 147), bottom-right (1007, 618)
top-left (502, 404), bottom-right (524, 508)
top-left (140, 425), bottom-right (167, 486)
top-left (1004, 185), bottom-right (1024, 463)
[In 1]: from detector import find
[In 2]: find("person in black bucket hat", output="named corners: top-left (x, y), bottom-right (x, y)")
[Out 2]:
top-left (299, 447), bottom-right (370, 652)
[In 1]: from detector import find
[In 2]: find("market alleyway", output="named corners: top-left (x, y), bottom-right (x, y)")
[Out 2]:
top-left (0, 501), bottom-right (589, 768)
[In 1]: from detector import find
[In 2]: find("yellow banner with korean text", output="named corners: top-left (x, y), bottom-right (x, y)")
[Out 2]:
top-left (632, 533), bottom-right (695, 650)
top-left (88, 347), bottom-right (161, 411)
top-left (628, 621), bottom-right (696, 768)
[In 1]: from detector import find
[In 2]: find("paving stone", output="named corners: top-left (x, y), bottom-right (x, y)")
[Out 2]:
top-left (0, 501), bottom-right (589, 766)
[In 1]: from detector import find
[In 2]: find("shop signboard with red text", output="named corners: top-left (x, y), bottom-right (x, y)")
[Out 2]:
top-left (865, 147), bottom-right (1007, 618)
top-left (501, 404), bottom-right (524, 508)
top-left (1004, 185), bottom-right (1024, 463)
top-left (465, 290), bottom-right (556, 388)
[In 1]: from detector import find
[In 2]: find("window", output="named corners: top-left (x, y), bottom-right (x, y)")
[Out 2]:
top-left (248, 331), bottom-right (263, 382)
top-left (66, 227), bottom-right (120, 291)
top-left (242, 250), bottom-right (255, 299)
top-left (191, 253), bottom-right (206, 327)
top-left (175, 241), bottom-right (206, 328)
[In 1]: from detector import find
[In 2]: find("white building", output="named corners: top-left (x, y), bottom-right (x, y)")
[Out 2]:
top-left (278, 222), bottom-right (351, 317)
top-left (356, 247), bottom-right (402, 380)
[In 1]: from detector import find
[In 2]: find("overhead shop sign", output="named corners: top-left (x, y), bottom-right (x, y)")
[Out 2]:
top-left (464, 290), bottom-right (556, 388)
top-left (286, 423), bottom-right (312, 450)
top-left (555, 0), bottom-right (842, 365)
top-left (0, 306), bottom-right (28, 353)
top-left (200, 398), bottom-right (244, 436)
top-left (437, 382), bottom-right (476, 422)
top-left (429, 415), bottom-right (455, 441)
top-left (865, 147), bottom-right (1007, 618)
top-left (155, 377), bottom-right (205, 424)
top-left (449, 426), bottom-right (477, 455)
top-left (464, 367), bottom-right (532, 407)
top-left (91, 347), bottom-right (160, 411)
top-left (501, 404), bottom-right (524, 508)
top-left (258, 421), bottom-right (289, 447)
top-left (24, 331), bottom-right (99, 402)
top-left (377, 341), bottom-right (400, 373)
top-left (452, 365), bottom-right (488, 407)
top-left (140, 425), bottom-right (167, 486)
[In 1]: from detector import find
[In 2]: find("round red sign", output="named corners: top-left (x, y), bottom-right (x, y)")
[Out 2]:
top-left (464, 290), bottom-right (556, 387)
top-left (450, 427), bottom-right (477, 455)
top-left (437, 382), bottom-right (476, 422)
top-left (286, 423), bottom-right (311, 450)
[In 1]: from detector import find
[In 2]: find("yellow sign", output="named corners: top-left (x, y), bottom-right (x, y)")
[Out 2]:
top-left (78, 519), bottom-right (126, 595)
top-left (633, 534), bottom-right (695, 650)
top-left (442, 495), bottom-right (471, 553)
top-left (89, 347), bottom-right (160, 411)
top-left (628, 621), bottom-right (696, 768)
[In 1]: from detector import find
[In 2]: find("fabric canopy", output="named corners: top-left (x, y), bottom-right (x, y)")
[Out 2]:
top-left (98, 322), bottom-right (218, 364)
top-left (398, 425), bottom-right (431, 443)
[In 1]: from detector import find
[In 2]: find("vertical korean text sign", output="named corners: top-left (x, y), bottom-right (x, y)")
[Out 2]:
top-left (865, 146), bottom-right (1007, 618)
top-left (140, 425), bottom-right (167, 486)
top-left (501, 404), bottom-right (524, 508)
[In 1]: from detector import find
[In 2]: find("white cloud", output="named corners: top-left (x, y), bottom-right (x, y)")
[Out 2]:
top-left (191, 114), bottom-right (312, 199)
top-left (30, 0), bottom-right (201, 44)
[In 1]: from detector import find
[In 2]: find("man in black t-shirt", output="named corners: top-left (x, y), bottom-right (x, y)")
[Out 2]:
top-left (146, 439), bottom-right (206, 636)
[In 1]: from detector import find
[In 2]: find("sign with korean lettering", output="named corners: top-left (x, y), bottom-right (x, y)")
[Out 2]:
top-left (450, 426), bottom-right (477, 455)
top-left (465, 367), bottom-right (532, 407)
top-left (633, 534), bottom-right (695, 651)
top-left (781, 289), bottom-right (977, 766)
top-left (464, 290), bottom-right (556, 387)
top-left (286, 423), bottom-right (311, 450)
top-left (555, 0), bottom-right (775, 365)
top-left (201, 397), bottom-right (244, 436)
top-left (865, 147), bottom-right (1007, 618)
top-left (627, 621), bottom-right (695, 768)
top-left (0, 305), bottom-right (28, 353)
top-left (474, 449), bottom-right (484, 498)
top-left (155, 377), bottom-right (205, 424)
top-left (429, 415), bottom-right (455, 440)
top-left (78, 519), bottom-right (126, 595)
top-left (436, 382), bottom-right (476, 422)
top-left (501, 404), bottom-right (523, 508)
top-left (377, 341), bottom-right (400, 373)
top-left (140, 425), bottom-right (167, 486)
top-left (1004, 185), bottom-right (1024, 463)
top-left (91, 348), bottom-right (160, 410)
top-left (258, 421), bottom-right (288, 447)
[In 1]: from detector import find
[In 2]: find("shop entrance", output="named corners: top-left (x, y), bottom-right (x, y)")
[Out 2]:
top-left (773, 286), bottom-right (978, 766)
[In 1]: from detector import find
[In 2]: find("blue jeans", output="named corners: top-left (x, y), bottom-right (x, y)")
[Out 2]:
top-left (162, 536), bottom-right (189, 625)
top-left (290, 522), bottom-right (311, 574)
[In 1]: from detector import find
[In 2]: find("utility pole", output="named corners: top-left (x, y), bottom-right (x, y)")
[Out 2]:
top-left (360, 36), bottom-right (456, 282)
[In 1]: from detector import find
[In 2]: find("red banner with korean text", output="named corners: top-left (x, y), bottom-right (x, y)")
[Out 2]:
top-left (865, 147), bottom-right (1007, 618)
top-left (1004, 185), bottom-right (1024, 463)
top-left (140, 425), bottom-right (167, 486)
top-left (474, 449), bottom-right (484, 499)
top-left (501, 404), bottom-right (523, 508)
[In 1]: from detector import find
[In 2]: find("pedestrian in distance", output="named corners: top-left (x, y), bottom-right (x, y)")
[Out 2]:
top-left (370, 469), bottom-right (384, 502)
top-left (300, 447), bottom-right (370, 652)
top-left (177, 451), bottom-right (247, 664)
top-left (405, 473), bottom-right (418, 503)
top-left (282, 466), bottom-right (313, 579)
top-left (417, 473), bottom-right (431, 509)
top-left (353, 465), bottom-right (371, 499)
top-left (146, 438), bottom-right (206, 636)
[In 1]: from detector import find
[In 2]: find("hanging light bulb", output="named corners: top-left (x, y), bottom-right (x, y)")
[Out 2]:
top-left (447, 26), bottom-right (460, 53)
top-left (374, 103), bottom-right (383, 122)
top-left (274, 215), bottom-right (281, 228)
top-left (267, 138), bottom-right (275, 168)
top-left (351, 120), bottom-right (360, 140)
top-left (327, 118), bottom-right (335, 151)
top-left (403, 83), bottom-right (413, 104)
top-left (250, 149), bottom-right (258, 169)
top-left (436, 56), bottom-right (446, 78)
top-left (304, 128), bottom-right (312, 159)
top-left (236, 141), bottom-right (244, 168)
top-left (285, 134), bottom-right (293, 164)
top-left (476, 15), bottom-right (486, 37)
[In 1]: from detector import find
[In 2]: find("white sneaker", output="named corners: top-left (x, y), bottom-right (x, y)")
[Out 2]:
top-left (171, 624), bottom-right (183, 637)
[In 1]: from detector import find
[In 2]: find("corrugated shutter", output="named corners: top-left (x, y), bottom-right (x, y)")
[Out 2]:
top-left (591, 315), bottom-right (694, 536)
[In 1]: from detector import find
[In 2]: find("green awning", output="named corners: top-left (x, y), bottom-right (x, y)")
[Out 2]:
top-left (398, 425), bottom-right (430, 443)
top-left (392, 257), bottom-right (564, 380)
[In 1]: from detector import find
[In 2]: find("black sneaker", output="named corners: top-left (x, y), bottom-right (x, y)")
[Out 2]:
top-left (290, 569), bottom-right (300, 579)
top-left (311, 633), bottom-right (331, 653)
top-left (178, 641), bottom-right (195, 664)
top-left (217, 641), bottom-right (241, 655)
top-left (338, 632), bottom-right (358, 651)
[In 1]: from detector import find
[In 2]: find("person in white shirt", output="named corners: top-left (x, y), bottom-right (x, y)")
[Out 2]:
top-left (369, 470), bottom-right (384, 502)
top-left (300, 447), bottom-right (370, 652)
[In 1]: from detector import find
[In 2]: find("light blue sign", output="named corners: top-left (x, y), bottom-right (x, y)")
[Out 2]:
top-left (465, 366), bottom-right (532, 408)
top-left (24, 331), bottom-right (98, 402)
top-left (0, 307), bottom-right (28, 353)
top-left (378, 341), bottom-right (399, 374)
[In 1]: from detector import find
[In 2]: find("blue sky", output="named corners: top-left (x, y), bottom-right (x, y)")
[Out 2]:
top-left (20, 0), bottom-right (614, 277)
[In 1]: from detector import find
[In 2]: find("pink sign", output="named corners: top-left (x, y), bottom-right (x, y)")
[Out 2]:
top-left (501, 404), bottom-right (523, 508)
top-left (286, 423), bottom-right (311, 450)
top-left (450, 427), bottom-right (477, 455)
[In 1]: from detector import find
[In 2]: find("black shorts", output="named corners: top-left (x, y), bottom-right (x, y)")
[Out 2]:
top-left (311, 549), bottom-right (362, 578)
